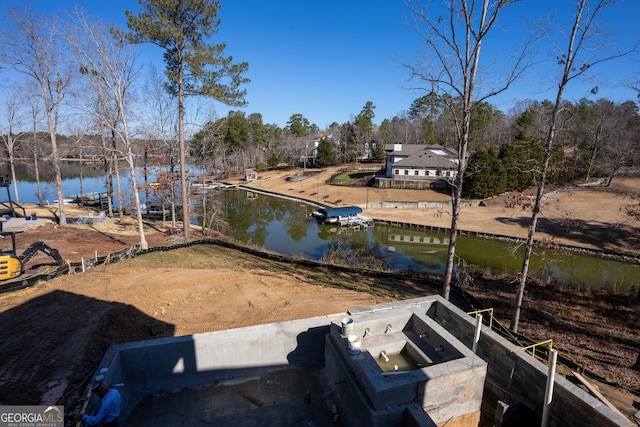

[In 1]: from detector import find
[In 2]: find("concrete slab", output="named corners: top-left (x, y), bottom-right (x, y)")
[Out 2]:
top-left (0, 217), bottom-right (52, 233)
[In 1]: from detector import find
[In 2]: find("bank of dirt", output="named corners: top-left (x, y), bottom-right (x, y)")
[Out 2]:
top-left (0, 167), bottom-right (638, 422)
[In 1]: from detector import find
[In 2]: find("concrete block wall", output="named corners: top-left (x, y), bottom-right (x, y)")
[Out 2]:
top-left (84, 295), bottom-right (632, 427)
top-left (420, 364), bottom-right (486, 425)
top-left (427, 296), bottom-right (633, 427)
top-left (91, 315), bottom-right (333, 423)
top-left (324, 335), bottom-right (409, 427)
top-left (325, 300), bottom-right (486, 427)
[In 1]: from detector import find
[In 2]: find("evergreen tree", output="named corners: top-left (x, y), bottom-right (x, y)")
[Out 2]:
top-left (123, 0), bottom-right (249, 239)
top-left (286, 113), bottom-right (311, 137)
top-left (225, 111), bottom-right (250, 150)
top-left (315, 136), bottom-right (335, 167)
top-left (464, 147), bottom-right (506, 198)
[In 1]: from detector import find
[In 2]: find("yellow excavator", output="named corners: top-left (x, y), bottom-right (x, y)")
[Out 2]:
top-left (0, 231), bottom-right (64, 281)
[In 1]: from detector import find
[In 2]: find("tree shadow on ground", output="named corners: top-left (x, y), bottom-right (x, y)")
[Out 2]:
top-left (0, 290), bottom-right (174, 406)
top-left (495, 216), bottom-right (639, 251)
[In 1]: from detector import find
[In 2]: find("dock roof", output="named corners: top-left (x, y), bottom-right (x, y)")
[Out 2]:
top-left (318, 206), bottom-right (362, 218)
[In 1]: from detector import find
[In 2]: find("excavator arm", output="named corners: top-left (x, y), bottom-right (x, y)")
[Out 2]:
top-left (0, 232), bottom-right (64, 281)
top-left (18, 241), bottom-right (64, 267)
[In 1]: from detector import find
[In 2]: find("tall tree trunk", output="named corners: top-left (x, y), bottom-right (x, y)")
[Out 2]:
top-left (178, 58), bottom-right (190, 240)
top-left (125, 151), bottom-right (148, 250)
top-left (33, 150), bottom-right (43, 206)
top-left (111, 129), bottom-right (123, 222)
top-left (144, 147), bottom-right (149, 216)
top-left (104, 157), bottom-right (114, 217)
top-left (79, 149), bottom-right (84, 198)
top-left (100, 132), bottom-right (114, 217)
top-left (50, 130), bottom-right (67, 226)
top-left (511, 0), bottom-right (586, 332)
top-left (9, 153), bottom-right (20, 205)
top-left (169, 160), bottom-right (177, 229)
top-left (442, 132), bottom-right (469, 299)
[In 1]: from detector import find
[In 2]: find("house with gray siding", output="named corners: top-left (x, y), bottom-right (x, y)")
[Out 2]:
top-left (379, 143), bottom-right (458, 189)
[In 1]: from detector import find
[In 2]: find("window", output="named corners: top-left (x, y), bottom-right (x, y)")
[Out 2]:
top-left (394, 169), bottom-right (399, 175)
top-left (404, 170), bottom-right (409, 175)
top-left (414, 170), bottom-right (419, 176)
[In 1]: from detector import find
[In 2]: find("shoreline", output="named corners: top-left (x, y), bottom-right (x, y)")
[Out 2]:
top-left (236, 183), bottom-right (640, 264)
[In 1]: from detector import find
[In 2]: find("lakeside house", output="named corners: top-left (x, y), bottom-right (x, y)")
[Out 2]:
top-left (377, 143), bottom-right (458, 189)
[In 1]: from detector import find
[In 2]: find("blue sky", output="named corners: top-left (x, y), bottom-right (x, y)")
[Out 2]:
top-left (3, 1), bottom-right (639, 129)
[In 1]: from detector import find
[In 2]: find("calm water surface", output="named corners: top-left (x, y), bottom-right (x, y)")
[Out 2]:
top-left (206, 189), bottom-right (640, 293)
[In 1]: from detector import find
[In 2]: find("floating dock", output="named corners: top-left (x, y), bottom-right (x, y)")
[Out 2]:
top-left (70, 192), bottom-right (109, 207)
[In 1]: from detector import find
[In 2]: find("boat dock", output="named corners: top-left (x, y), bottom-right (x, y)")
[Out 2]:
top-left (70, 192), bottom-right (109, 207)
top-left (312, 206), bottom-right (374, 228)
top-left (337, 214), bottom-right (374, 228)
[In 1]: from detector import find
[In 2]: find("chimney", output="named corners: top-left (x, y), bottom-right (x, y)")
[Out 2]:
top-left (393, 143), bottom-right (402, 152)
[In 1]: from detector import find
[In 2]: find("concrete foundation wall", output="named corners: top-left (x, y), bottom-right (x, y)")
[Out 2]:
top-left (324, 335), bottom-right (412, 427)
top-left (421, 366), bottom-right (486, 424)
top-left (93, 315), bottom-right (332, 422)
top-left (84, 296), bottom-right (631, 427)
top-left (361, 200), bottom-right (481, 209)
top-left (428, 298), bottom-right (632, 427)
top-left (325, 298), bottom-right (486, 427)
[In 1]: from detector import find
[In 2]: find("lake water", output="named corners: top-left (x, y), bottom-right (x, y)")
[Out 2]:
top-left (2, 163), bottom-right (144, 205)
top-left (3, 163), bottom-right (638, 293)
top-left (203, 189), bottom-right (640, 294)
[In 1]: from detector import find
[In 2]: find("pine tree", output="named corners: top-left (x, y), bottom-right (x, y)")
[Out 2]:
top-left (315, 137), bottom-right (335, 167)
top-left (123, 0), bottom-right (249, 239)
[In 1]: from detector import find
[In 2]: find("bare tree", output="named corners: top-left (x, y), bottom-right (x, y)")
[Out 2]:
top-left (66, 8), bottom-right (149, 249)
top-left (598, 101), bottom-right (639, 186)
top-left (511, 0), bottom-right (636, 332)
top-left (404, 0), bottom-right (532, 299)
top-left (0, 6), bottom-right (75, 225)
top-left (0, 86), bottom-right (27, 204)
top-left (140, 66), bottom-right (180, 229)
top-left (574, 98), bottom-right (617, 181)
top-left (25, 83), bottom-right (46, 206)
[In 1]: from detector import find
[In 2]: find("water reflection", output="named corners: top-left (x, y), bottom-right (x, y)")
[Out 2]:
top-left (199, 189), bottom-right (639, 293)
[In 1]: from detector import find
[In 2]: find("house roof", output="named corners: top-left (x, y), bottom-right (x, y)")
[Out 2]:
top-left (388, 144), bottom-right (458, 169)
top-left (384, 143), bottom-right (426, 156)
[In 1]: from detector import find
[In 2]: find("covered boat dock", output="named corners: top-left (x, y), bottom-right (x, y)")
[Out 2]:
top-left (311, 206), bottom-right (373, 228)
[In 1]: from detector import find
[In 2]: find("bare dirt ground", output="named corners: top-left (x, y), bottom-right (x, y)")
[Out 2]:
top-left (0, 166), bottom-right (638, 422)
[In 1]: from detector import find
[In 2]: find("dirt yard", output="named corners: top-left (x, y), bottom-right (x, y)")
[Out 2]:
top-left (0, 166), bottom-right (638, 421)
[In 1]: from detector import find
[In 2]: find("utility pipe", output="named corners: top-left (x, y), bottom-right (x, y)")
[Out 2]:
top-left (472, 314), bottom-right (482, 354)
top-left (541, 349), bottom-right (558, 427)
